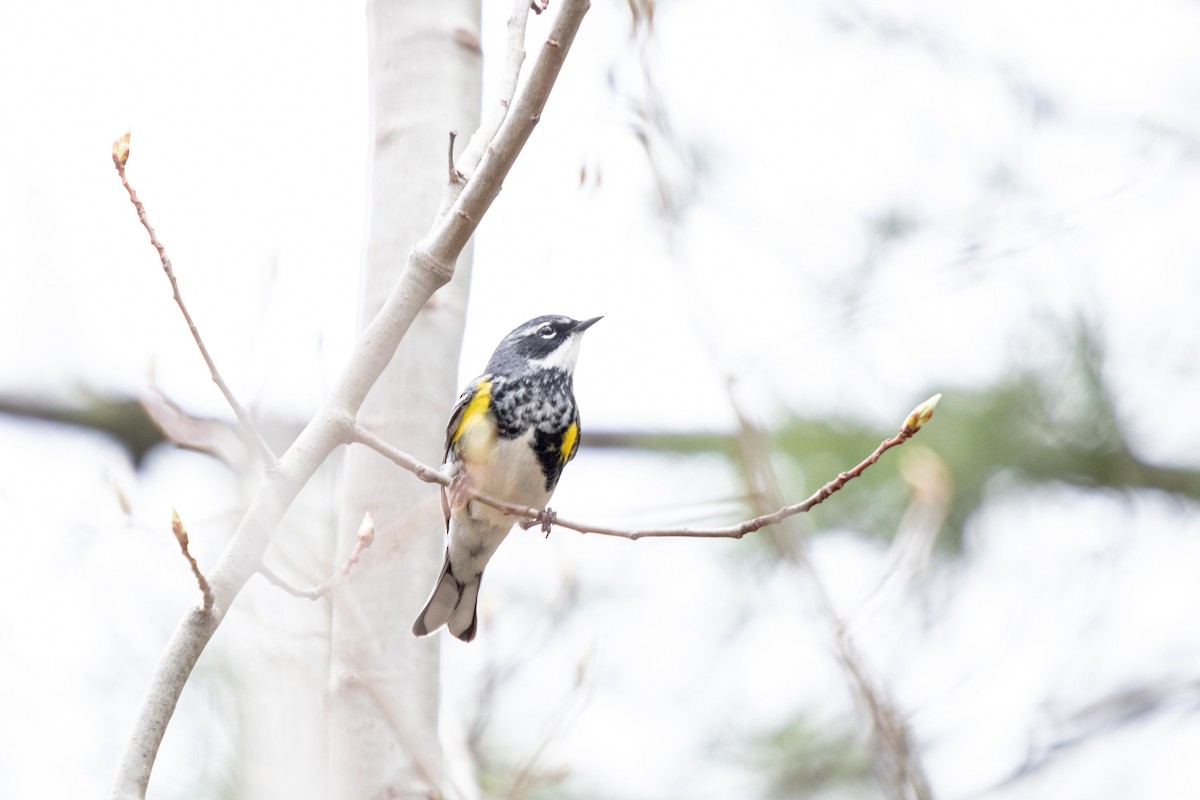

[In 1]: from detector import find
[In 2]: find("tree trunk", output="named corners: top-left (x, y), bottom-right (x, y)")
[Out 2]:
top-left (328, 1), bottom-right (481, 796)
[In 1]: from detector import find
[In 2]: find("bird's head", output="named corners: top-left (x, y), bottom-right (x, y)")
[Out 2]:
top-left (486, 315), bottom-right (602, 375)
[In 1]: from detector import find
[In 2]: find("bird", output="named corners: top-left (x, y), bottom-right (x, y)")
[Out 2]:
top-left (412, 314), bottom-right (601, 642)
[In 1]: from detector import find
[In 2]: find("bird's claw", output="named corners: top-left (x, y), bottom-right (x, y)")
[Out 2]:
top-left (519, 507), bottom-right (557, 535)
top-left (538, 507), bottom-right (557, 538)
top-left (447, 473), bottom-right (473, 512)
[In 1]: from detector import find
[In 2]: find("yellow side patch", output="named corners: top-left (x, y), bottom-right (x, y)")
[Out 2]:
top-left (560, 421), bottom-right (578, 464)
top-left (453, 380), bottom-right (494, 463)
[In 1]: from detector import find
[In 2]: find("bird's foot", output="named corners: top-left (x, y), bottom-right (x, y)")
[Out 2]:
top-left (518, 507), bottom-right (556, 536)
top-left (447, 473), bottom-right (474, 512)
top-left (538, 507), bottom-right (557, 538)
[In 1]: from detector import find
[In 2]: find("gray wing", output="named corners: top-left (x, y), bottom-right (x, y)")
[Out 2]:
top-left (440, 377), bottom-right (488, 531)
top-left (443, 380), bottom-right (482, 464)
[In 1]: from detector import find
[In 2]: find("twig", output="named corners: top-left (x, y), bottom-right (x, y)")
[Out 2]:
top-left (111, 132), bottom-right (276, 465)
top-left (350, 394), bottom-right (941, 541)
top-left (849, 448), bottom-right (950, 631)
top-left (454, 0), bottom-right (532, 182)
top-left (504, 650), bottom-right (593, 798)
top-left (435, 0), bottom-right (534, 223)
top-left (170, 509), bottom-right (214, 611)
top-left (823, 600), bottom-right (931, 800)
top-left (447, 130), bottom-right (462, 184)
top-left (259, 513), bottom-right (376, 600)
top-left (996, 676), bottom-right (1200, 789)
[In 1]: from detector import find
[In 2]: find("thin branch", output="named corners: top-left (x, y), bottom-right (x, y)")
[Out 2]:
top-left (141, 384), bottom-right (252, 468)
top-left (350, 394), bottom-right (941, 541)
top-left (997, 677), bottom-right (1200, 790)
top-left (351, 423), bottom-right (451, 486)
top-left (112, 132), bottom-right (276, 465)
top-left (420, 0), bottom-right (588, 273)
top-left (456, 0), bottom-right (532, 181)
top-left (170, 509), bottom-right (214, 612)
top-left (259, 513), bottom-right (372, 599)
top-left (823, 600), bottom-right (931, 800)
top-left (504, 651), bottom-right (593, 798)
top-left (257, 566), bottom-right (314, 600)
top-left (258, 512), bottom-right (376, 600)
top-left (447, 130), bottom-right (462, 184)
top-left (435, 0), bottom-right (532, 222)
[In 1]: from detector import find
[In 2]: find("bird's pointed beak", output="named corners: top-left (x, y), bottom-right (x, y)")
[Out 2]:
top-left (574, 316), bottom-right (603, 332)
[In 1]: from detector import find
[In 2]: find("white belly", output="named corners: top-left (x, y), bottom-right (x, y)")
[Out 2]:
top-left (457, 428), bottom-right (552, 528)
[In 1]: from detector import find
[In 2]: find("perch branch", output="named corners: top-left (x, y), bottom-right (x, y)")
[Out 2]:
top-left (351, 394), bottom-right (942, 541)
top-left (112, 133), bottom-right (276, 465)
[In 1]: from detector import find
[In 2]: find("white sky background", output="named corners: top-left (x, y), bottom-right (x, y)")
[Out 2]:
top-left (2, 0), bottom-right (1200, 798)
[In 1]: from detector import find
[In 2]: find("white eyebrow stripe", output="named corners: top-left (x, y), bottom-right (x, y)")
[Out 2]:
top-left (521, 319), bottom-right (566, 337)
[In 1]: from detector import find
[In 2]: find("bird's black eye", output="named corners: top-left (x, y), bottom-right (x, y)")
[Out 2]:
top-left (537, 324), bottom-right (556, 339)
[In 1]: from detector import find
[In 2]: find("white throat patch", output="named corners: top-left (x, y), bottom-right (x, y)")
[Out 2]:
top-left (529, 332), bottom-right (583, 372)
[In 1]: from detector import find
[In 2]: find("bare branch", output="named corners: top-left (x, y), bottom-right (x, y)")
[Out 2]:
top-left (504, 651), bottom-right (592, 798)
top-left (112, 132), bottom-right (276, 466)
top-left (420, 0), bottom-right (590, 273)
top-left (435, 0), bottom-right (533, 222)
top-left (170, 509), bottom-right (214, 612)
top-left (259, 513), bottom-right (376, 600)
top-left (140, 385), bottom-right (250, 467)
top-left (454, 0), bottom-right (532, 181)
top-left (350, 423), bottom-right (452, 486)
top-left (447, 130), bottom-right (462, 185)
top-left (256, 565), bottom-right (314, 600)
top-left (350, 393), bottom-right (941, 541)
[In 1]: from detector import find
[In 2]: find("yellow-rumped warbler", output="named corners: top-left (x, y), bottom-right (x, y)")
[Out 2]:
top-left (412, 314), bottom-right (601, 642)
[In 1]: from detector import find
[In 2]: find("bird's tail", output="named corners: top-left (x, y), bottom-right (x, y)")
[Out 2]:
top-left (412, 550), bottom-right (480, 642)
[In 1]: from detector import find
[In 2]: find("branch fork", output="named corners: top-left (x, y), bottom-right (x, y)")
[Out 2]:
top-left (113, 131), bottom-right (275, 467)
top-left (260, 513), bottom-right (377, 601)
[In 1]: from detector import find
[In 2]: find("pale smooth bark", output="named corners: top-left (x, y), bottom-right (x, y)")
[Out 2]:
top-left (327, 1), bottom-right (481, 797)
